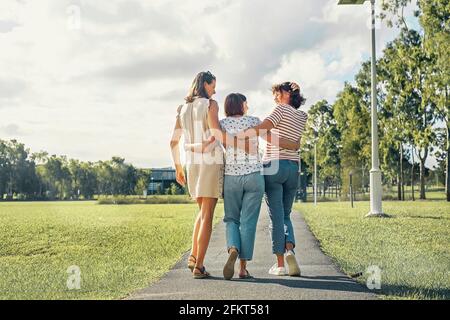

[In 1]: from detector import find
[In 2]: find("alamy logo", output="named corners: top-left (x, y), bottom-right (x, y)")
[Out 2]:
top-left (366, 265), bottom-right (381, 290)
top-left (67, 5), bottom-right (82, 30)
top-left (67, 265), bottom-right (81, 290)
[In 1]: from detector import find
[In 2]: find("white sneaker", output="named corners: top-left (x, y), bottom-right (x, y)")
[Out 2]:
top-left (268, 263), bottom-right (287, 276)
top-left (286, 251), bottom-right (301, 277)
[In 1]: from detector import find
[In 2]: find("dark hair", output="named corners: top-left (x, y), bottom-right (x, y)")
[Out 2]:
top-left (224, 93), bottom-right (245, 117)
top-left (185, 71), bottom-right (216, 103)
top-left (236, 93), bottom-right (247, 103)
top-left (271, 82), bottom-right (306, 109)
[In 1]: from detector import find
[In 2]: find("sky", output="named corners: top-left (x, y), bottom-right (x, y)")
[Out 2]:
top-left (1, 0), bottom-right (435, 168)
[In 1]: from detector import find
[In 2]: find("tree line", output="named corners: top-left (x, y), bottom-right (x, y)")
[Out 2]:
top-left (300, 0), bottom-right (449, 201)
top-left (0, 139), bottom-right (154, 200)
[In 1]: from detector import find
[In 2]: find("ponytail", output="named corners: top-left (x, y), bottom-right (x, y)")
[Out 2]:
top-left (271, 82), bottom-right (306, 109)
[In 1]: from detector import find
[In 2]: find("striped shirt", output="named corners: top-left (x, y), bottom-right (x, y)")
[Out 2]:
top-left (263, 104), bottom-right (308, 163)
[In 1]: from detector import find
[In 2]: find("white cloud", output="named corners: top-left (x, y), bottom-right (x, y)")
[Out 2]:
top-left (265, 50), bottom-right (341, 105)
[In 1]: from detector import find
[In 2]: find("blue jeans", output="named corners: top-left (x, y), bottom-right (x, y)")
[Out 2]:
top-left (223, 172), bottom-right (265, 261)
top-left (264, 160), bottom-right (299, 255)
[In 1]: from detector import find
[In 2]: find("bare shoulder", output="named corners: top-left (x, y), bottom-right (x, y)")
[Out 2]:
top-left (208, 99), bottom-right (219, 111)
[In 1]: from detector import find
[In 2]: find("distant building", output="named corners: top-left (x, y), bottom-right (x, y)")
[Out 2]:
top-left (147, 168), bottom-right (177, 194)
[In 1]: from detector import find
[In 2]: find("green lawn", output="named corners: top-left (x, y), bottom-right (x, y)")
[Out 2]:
top-left (0, 201), bottom-right (223, 300)
top-left (294, 201), bottom-right (450, 300)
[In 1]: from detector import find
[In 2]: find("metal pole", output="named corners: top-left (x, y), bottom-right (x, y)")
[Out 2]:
top-left (366, 0), bottom-right (385, 217)
top-left (400, 143), bottom-right (404, 200)
top-left (314, 143), bottom-right (317, 205)
top-left (411, 145), bottom-right (415, 201)
top-left (297, 157), bottom-right (301, 202)
top-left (350, 172), bottom-right (354, 208)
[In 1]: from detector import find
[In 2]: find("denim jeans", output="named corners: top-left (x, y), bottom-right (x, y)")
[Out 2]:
top-left (223, 172), bottom-right (265, 261)
top-left (264, 160), bottom-right (299, 255)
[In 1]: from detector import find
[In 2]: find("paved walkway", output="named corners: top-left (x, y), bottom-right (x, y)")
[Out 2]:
top-left (127, 205), bottom-right (376, 300)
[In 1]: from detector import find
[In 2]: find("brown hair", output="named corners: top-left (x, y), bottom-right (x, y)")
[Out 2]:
top-left (185, 71), bottom-right (216, 103)
top-left (272, 82), bottom-right (306, 109)
top-left (224, 93), bottom-right (245, 117)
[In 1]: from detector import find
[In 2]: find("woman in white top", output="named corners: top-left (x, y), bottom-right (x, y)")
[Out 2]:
top-left (170, 71), bottom-right (224, 279)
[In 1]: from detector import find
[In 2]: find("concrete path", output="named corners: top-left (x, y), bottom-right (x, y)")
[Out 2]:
top-left (127, 205), bottom-right (376, 300)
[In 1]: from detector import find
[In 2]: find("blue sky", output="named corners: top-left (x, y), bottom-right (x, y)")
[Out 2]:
top-left (0, 0), bottom-right (436, 168)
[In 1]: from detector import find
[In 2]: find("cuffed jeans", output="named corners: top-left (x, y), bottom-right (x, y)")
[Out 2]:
top-left (223, 172), bottom-right (265, 261)
top-left (264, 160), bottom-right (299, 255)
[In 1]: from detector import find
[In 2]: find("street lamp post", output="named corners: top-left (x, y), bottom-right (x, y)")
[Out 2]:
top-left (337, 0), bottom-right (387, 217)
top-left (314, 142), bottom-right (317, 205)
top-left (349, 171), bottom-right (354, 208)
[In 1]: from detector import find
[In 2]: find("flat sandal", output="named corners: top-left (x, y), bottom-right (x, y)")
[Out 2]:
top-left (193, 266), bottom-right (210, 279)
top-left (239, 269), bottom-right (254, 279)
top-left (187, 255), bottom-right (196, 272)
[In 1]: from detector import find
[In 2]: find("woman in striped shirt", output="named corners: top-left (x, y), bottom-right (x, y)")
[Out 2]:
top-left (240, 82), bottom-right (307, 277)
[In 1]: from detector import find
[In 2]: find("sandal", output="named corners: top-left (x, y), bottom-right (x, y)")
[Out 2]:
top-left (223, 249), bottom-right (238, 280)
top-left (187, 255), bottom-right (196, 272)
top-left (239, 269), bottom-right (254, 279)
top-left (193, 266), bottom-right (211, 279)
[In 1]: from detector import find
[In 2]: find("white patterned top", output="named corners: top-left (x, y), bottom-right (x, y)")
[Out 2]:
top-left (219, 116), bottom-right (263, 176)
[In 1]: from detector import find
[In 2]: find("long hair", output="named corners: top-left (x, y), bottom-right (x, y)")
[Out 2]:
top-left (185, 71), bottom-right (216, 103)
top-left (272, 82), bottom-right (306, 109)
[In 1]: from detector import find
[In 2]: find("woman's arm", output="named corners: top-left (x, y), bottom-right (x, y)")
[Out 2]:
top-left (184, 137), bottom-right (217, 153)
top-left (237, 105), bottom-right (283, 139)
top-left (261, 132), bottom-right (301, 150)
top-left (169, 115), bottom-right (186, 186)
top-left (238, 119), bottom-right (275, 139)
top-left (237, 109), bottom-right (299, 150)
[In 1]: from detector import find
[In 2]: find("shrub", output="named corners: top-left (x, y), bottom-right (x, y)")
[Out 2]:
top-left (97, 195), bottom-right (194, 205)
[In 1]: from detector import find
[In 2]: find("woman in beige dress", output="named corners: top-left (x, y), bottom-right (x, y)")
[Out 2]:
top-left (170, 71), bottom-right (226, 279)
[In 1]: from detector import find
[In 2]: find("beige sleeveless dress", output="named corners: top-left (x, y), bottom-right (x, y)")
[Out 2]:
top-left (177, 98), bottom-right (224, 199)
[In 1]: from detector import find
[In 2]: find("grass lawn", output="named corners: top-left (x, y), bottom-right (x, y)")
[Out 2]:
top-left (294, 201), bottom-right (450, 300)
top-left (0, 201), bottom-right (223, 300)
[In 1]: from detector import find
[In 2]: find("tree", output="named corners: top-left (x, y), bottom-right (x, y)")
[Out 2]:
top-left (135, 169), bottom-right (151, 196)
top-left (420, 0), bottom-right (450, 200)
top-left (0, 139), bottom-right (156, 200)
top-left (400, 30), bottom-right (437, 199)
top-left (0, 140), bottom-right (11, 199)
top-left (333, 83), bottom-right (371, 198)
top-left (379, 31), bottom-right (422, 200)
top-left (380, 0), bottom-right (420, 30)
top-left (381, 0), bottom-right (449, 200)
top-left (43, 155), bottom-right (72, 200)
top-left (68, 159), bottom-right (83, 199)
top-left (302, 100), bottom-right (341, 197)
top-left (80, 162), bottom-right (97, 199)
top-left (68, 160), bottom-right (97, 199)
top-left (0, 140), bottom-right (38, 200)
top-left (434, 127), bottom-right (447, 187)
top-left (170, 183), bottom-right (180, 195)
top-left (95, 157), bottom-right (141, 196)
top-left (30, 151), bottom-right (49, 198)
